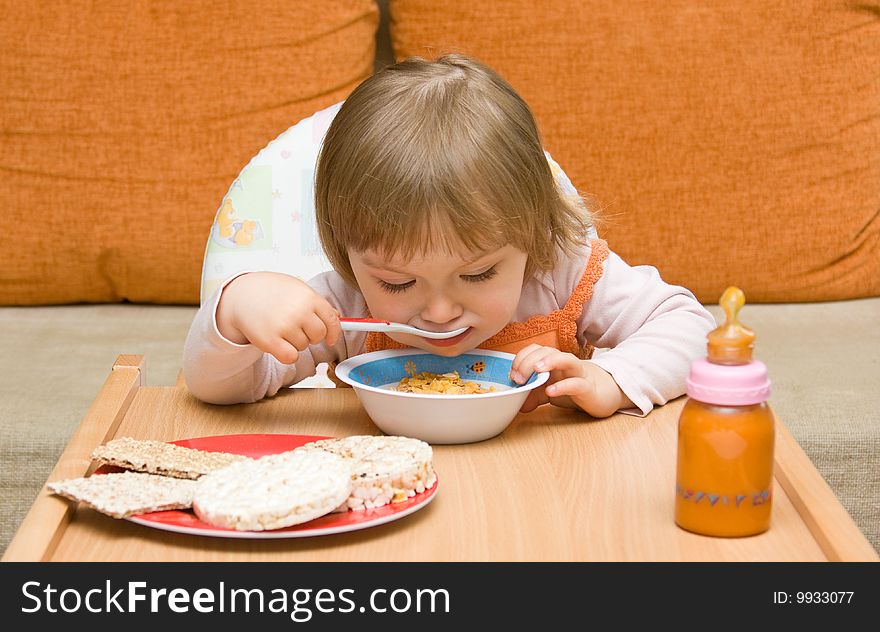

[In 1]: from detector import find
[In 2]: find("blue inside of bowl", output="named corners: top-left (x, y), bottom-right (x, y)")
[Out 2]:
top-left (348, 353), bottom-right (537, 389)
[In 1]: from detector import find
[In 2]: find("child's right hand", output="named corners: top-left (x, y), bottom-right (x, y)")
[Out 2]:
top-left (215, 272), bottom-right (342, 365)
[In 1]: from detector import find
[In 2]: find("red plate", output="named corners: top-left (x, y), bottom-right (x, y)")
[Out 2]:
top-left (100, 434), bottom-right (438, 539)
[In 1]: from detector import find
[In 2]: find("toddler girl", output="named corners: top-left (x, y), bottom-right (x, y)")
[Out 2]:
top-left (184, 54), bottom-right (715, 418)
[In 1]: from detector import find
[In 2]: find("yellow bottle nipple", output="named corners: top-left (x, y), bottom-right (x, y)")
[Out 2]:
top-left (707, 286), bottom-right (755, 365)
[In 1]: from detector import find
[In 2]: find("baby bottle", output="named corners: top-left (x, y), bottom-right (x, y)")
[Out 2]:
top-left (674, 286), bottom-right (774, 537)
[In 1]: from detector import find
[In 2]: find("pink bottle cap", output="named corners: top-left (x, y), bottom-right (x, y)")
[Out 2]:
top-left (686, 358), bottom-right (771, 406)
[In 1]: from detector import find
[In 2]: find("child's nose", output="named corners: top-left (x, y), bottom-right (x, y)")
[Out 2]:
top-left (421, 293), bottom-right (463, 325)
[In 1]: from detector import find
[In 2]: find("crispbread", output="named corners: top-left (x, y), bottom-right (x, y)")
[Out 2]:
top-left (192, 449), bottom-right (352, 531)
top-left (48, 472), bottom-right (196, 519)
top-left (303, 435), bottom-right (437, 511)
top-left (91, 437), bottom-right (249, 480)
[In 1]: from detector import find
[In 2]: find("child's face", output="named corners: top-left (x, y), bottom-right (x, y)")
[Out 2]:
top-left (348, 244), bottom-right (528, 356)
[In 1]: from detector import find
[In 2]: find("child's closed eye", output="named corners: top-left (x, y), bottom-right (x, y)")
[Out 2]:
top-left (378, 279), bottom-right (415, 294)
top-left (461, 266), bottom-right (498, 283)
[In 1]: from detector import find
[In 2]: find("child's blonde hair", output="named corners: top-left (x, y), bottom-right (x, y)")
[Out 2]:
top-left (315, 54), bottom-right (592, 288)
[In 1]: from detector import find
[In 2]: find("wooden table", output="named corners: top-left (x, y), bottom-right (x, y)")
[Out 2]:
top-left (3, 355), bottom-right (877, 562)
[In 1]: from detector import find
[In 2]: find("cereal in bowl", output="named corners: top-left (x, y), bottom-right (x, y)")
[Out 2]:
top-left (396, 371), bottom-right (494, 395)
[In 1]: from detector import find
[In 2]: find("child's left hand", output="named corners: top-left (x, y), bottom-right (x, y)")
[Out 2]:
top-left (509, 344), bottom-right (633, 418)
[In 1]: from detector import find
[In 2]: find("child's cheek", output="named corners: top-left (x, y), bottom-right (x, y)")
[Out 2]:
top-left (364, 288), bottom-right (413, 322)
top-left (480, 284), bottom-right (522, 321)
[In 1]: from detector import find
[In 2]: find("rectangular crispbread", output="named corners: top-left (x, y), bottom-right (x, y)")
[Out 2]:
top-left (91, 437), bottom-right (249, 480)
top-left (48, 472), bottom-right (196, 518)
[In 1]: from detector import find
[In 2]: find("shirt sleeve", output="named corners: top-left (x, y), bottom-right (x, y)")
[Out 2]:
top-left (577, 250), bottom-right (717, 416)
top-left (182, 271), bottom-right (365, 405)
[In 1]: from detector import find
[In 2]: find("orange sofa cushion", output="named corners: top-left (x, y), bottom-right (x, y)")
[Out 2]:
top-left (0, 0), bottom-right (378, 305)
top-left (389, 0), bottom-right (880, 302)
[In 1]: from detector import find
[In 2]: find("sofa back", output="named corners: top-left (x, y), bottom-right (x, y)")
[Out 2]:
top-left (391, 0), bottom-right (880, 302)
top-left (2, 1), bottom-right (877, 304)
top-left (0, 0), bottom-right (378, 304)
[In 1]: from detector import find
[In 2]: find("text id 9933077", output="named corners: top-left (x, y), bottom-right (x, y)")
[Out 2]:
top-left (773, 591), bottom-right (854, 605)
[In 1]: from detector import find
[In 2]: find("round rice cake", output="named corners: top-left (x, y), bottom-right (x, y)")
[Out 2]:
top-left (192, 449), bottom-right (351, 531)
top-left (304, 435), bottom-right (437, 511)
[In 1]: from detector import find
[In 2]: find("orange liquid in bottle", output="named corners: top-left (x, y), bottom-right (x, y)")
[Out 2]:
top-left (674, 287), bottom-right (775, 537)
top-left (675, 400), bottom-right (774, 537)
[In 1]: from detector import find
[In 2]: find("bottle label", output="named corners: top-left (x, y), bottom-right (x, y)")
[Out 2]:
top-left (675, 484), bottom-right (771, 508)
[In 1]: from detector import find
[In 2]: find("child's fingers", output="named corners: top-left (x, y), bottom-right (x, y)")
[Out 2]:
top-left (545, 376), bottom-right (594, 401)
top-left (301, 312), bottom-right (330, 346)
top-left (509, 344), bottom-right (543, 374)
top-left (280, 310), bottom-right (340, 351)
top-left (510, 346), bottom-right (557, 384)
top-left (268, 338), bottom-right (300, 365)
top-left (315, 303), bottom-right (342, 346)
top-left (278, 323), bottom-right (310, 350)
top-left (532, 351), bottom-right (583, 376)
top-left (509, 349), bottom-right (530, 383)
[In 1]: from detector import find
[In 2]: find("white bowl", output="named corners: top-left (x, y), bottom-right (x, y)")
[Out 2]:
top-left (334, 349), bottom-right (550, 444)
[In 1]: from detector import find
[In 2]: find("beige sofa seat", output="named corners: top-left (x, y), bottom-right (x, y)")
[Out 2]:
top-left (1, 300), bottom-right (877, 556)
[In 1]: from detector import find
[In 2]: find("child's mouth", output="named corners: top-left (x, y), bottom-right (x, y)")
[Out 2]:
top-left (421, 327), bottom-right (472, 347)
